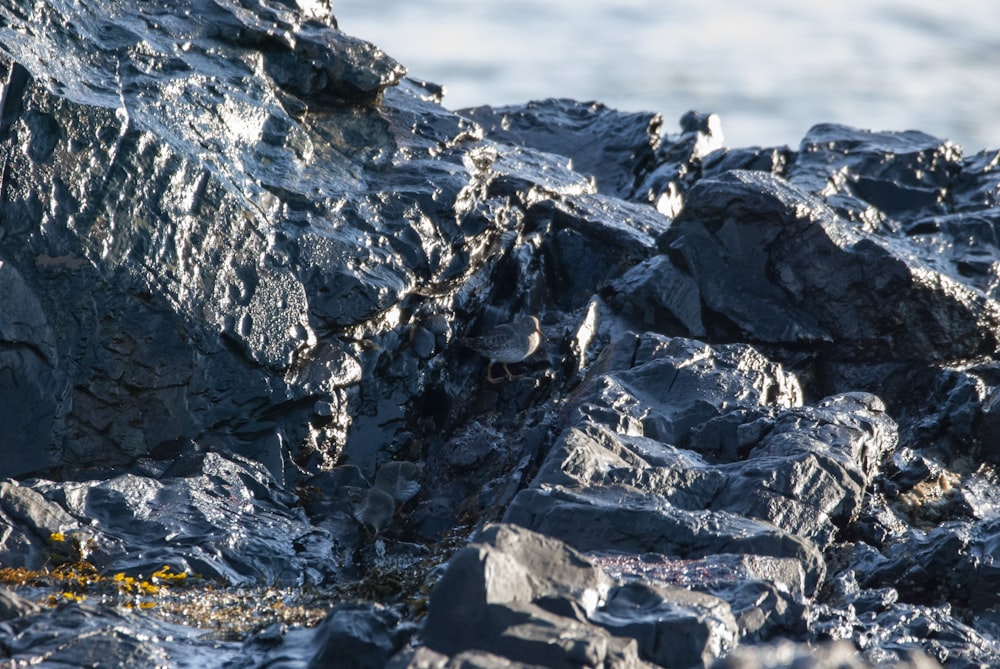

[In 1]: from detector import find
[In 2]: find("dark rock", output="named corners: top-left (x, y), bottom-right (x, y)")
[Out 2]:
top-left (2, 0), bottom-right (1000, 666)
top-left (899, 210), bottom-right (1000, 301)
top-left (387, 646), bottom-right (549, 669)
top-left (504, 334), bottom-right (899, 644)
top-left (702, 145), bottom-right (792, 179)
top-left (2, 604), bottom-right (177, 667)
top-left (632, 110), bottom-right (725, 214)
top-left (850, 516), bottom-right (1000, 615)
top-left (714, 392), bottom-right (896, 547)
top-left (423, 523), bottom-right (654, 668)
top-left (811, 598), bottom-right (997, 668)
top-left (822, 362), bottom-right (997, 467)
top-left (950, 149), bottom-right (1000, 213)
top-left (538, 193), bottom-right (672, 311)
top-left (787, 124), bottom-right (960, 223)
top-left (461, 99), bottom-right (661, 199)
top-left (504, 485), bottom-right (826, 597)
top-left (0, 479), bottom-right (81, 569)
top-left (0, 0), bottom-right (476, 480)
top-left (604, 254), bottom-right (706, 337)
top-left (423, 524), bottom-right (611, 653)
top-left (309, 602), bottom-right (403, 669)
top-left (0, 260), bottom-right (61, 477)
top-left (575, 334), bottom-right (804, 448)
top-left (593, 552), bottom-right (809, 642)
top-left (589, 581), bottom-right (737, 668)
top-left (1, 452), bottom-right (340, 585)
top-left (658, 170), bottom-right (1000, 361)
top-left (0, 588), bottom-right (43, 621)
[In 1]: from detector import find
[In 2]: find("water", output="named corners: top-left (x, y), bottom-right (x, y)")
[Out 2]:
top-left (333, 0), bottom-right (1000, 154)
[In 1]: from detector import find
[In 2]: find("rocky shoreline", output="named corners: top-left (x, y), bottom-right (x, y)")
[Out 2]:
top-left (2, 1), bottom-right (1000, 667)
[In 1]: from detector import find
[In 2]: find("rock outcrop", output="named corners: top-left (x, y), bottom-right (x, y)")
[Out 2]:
top-left (2, 1), bottom-right (1000, 667)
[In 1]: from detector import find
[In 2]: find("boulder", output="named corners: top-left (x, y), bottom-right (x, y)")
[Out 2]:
top-left (460, 98), bottom-right (661, 200)
top-left (1, 451), bottom-right (339, 585)
top-left (423, 523), bottom-right (735, 668)
top-left (0, 588), bottom-right (43, 621)
top-left (656, 170), bottom-right (1000, 361)
top-left (309, 603), bottom-right (404, 669)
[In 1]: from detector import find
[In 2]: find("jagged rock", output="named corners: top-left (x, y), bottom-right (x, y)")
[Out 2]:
top-left (505, 333), bottom-right (900, 652)
top-left (423, 524), bottom-right (615, 656)
top-left (847, 517), bottom-right (1000, 615)
top-left (0, 0), bottom-right (481, 479)
top-left (0, 260), bottom-right (61, 477)
top-left (2, 451), bottom-right (339, 585)
top-left (949, 149), bottom-right (1000, 214)
top-left (810, 597), bottom-right (997, 667)
top-left (308, 603), bottom-right (404, 669)
top-left (0, 479), bottom-right (81, 569)
top-left (633, 111), bottom-right (726, 214)
top-left (586, 334), bottom-right (804, 444)
top-left (592, 551), bottom-right (809, 643)
top-left (701, 145), bottom-right (792, 180)
top-left (0, 588), bottom-right (43, 621)
top-left (504, 486), bottom-right (827, 598)
top-left (787, 124), bottom-right (959, 223)
top-left (1, 604), bottom-right (175, 667)
top-left (538, 193), bottom-right (673, 311)
top-left (657, 169), bottom-right (1000, 361)
top-left (603, 254), bottom-right (706, 336)
top-left (712, 392), bottom-right (896, 547)
top-left (460, 98), bottom-right (661, 199)
top-left (589, 581), bottom-right (738, 668)
top-left (387, 646), bottom-right (549, 669)
top-left (711, 639), bottom-right (941, 669)
top-left (423, 523), bottom-right (737, 668)
top-left (2, 0), bottom-right (1000, 667)
top-left (899, 209), bottom-right (1000, 302)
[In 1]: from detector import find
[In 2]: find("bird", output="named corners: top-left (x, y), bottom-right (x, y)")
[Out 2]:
top-left (458, 315), bottom-right (545, 383)
top-left (373, 461), bottom-right (423, 504)
top-left (352, 486), bottom-right (396, 536)
top-left (349, 461), bottom-right (423, 537)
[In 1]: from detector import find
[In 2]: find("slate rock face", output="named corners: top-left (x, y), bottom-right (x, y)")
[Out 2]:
top-left (0, 449), bottom-right (337, 584)
top-left (2, 0), bottom-right (1000, 668)
top-left (0, 588), bottom-right (43, 621)
top-left (0, 0), bottom-right (474, 479)
top-left (655, 169), bottom-right (1000, 361)
top-left (309, 602), bottom-right (404, 669)
top-left (460, 99), bottom-right (662, 199)
top-left (423, 523), bottom-right (736, 669)
top-left (510, 333), bottom-right (894, 550)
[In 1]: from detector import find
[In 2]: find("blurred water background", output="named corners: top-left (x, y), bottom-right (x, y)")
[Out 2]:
top-left (333, 0), bottom-right (999, 153)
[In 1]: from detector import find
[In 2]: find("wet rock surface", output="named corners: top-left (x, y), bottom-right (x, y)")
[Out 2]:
top-left (2, 1), bottom-right (1000, 667)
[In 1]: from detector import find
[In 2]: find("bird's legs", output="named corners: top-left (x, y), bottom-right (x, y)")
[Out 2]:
top-left (485, 362), bottom-right (502, 384)
top-left (486, 362), bottom-right (525, 383)
top-left (502, 362), bottom-right (525, 380)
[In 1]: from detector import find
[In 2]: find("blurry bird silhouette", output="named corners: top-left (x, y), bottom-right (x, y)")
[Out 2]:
top-left (350, 460), bottom-right (423, 536)
top-left (373, 461), bottom-right (423, 504)
top-left (352, 486), bottom-right (396, 536)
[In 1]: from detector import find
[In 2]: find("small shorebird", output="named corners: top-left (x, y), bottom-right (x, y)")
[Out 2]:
top-left (459, 315), bottom-right (544, 383)
top-left (351, 461), bottom-right (423, 536)
top-left (373, 461), bottom-right (423, 504)
top-left (352, 486), bottom-right (396, 536)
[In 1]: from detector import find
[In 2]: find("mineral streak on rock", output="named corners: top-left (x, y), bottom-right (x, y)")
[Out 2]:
top-left (2, 0), bottom-right (1000, 667)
